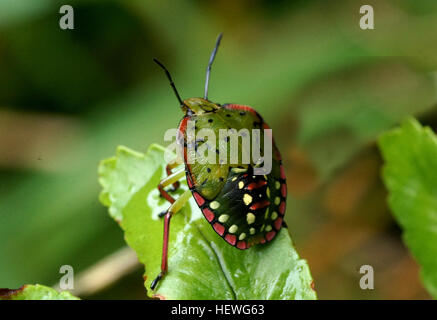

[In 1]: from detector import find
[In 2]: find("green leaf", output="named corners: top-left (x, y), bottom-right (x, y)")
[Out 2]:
top-left (98, 144), bottom-right (316, 300)
top-left (378, 118), bottom-right (437, 298)
top-left (0, 284), bottom-right (79, 300)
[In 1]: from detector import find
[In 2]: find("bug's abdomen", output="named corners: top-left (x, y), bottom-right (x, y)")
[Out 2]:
top-left (188, 162), bottom-right (287, 249)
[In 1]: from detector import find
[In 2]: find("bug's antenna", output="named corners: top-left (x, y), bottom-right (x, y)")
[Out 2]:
top-left (153, 58), bottom-right (184, 106)
top-left (204, 33), bottom-right (223, 100)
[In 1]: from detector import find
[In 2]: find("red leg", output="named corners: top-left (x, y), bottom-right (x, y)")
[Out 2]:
top-left (158, 183), bottom-right (176, 204)
top-left (157, 169), bottom-right (185, 204)
top-left (151, 189), bottom-right (191, 290)
top-left (151, 212), bottom-right (171, 290)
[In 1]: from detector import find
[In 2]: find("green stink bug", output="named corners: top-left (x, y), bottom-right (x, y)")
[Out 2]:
top-left (151, 34), bottom-right (287, 290)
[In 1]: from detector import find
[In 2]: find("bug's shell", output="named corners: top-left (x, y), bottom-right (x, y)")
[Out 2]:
top-left (178, 103), bottom-right (286, 249)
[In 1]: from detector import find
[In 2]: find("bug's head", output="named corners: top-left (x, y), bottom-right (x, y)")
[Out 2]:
top-left (154, 33), bottom-right (223, 115)
top-left (182, 97), bottom-right (220, 115)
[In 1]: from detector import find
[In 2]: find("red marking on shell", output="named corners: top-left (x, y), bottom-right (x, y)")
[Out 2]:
top-left (224, 104), bottom-right (258, 116)
top-left (193, 192), bottom-right (205, 206)
top-left (187, 175), bottom-right (194, 188)
top-left (281, 183), bottom-right (287, 198)
top-left (178, 116), bottom-right (196, 185)
top-left (179, 118), bottom-right (190, 163)
top-left (266, 231), bottom-right (276, 241)
top-left (274, 217), bottom-right (283, 231)
top-left (249, 200), bottom-right (270, 210)
top-left (202, 208), bottom-right (215, 222)
top-left (279, 201), bottom-right (286, 215)
top-left (280, 165), bottom-right (286, 179)
top-left (236, 241), bottom-right (247, 249)
top-left (213, 223), bottom-right (225, 236)
top-left (247, 180), bottom-right (267, 190)
top-left (225, 234), bottom-right (237, 246)
top-left (178, 116), bottom-right (189, 135)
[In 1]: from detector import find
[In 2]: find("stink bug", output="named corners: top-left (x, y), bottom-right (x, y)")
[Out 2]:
top-left (151, 34), bottom-right (287, 290)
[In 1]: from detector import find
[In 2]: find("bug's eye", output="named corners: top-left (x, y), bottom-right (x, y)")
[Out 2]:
top-left (183, 98), bottom-right (220, 114)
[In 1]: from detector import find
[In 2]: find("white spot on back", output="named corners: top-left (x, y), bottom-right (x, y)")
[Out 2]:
top-left (243, 194), bottom-right (253, 205)
top-left (218, 214), bottom-right (229, 223)
top-left (229, 225), bottom-right (238, 234)
top-left (210, 201), bottom-right (220, 210)
top-left (247, 212), bottom-right (256, 224)
top-left (274, 197), bottom-right (280, 205)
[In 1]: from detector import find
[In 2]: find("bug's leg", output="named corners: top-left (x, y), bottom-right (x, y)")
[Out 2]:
top-left (166, 160), bottom-right (183, 191)
top-left (151, 189), bottom-right (192, 290)
top-left (157, 169), bottom-right (185, 205)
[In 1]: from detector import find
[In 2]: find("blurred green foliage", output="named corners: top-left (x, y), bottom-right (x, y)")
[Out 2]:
top-left (0, 284), bottom-right (79, 300)
top-left (1, 0), bottom-right (436, 298)
top-left (379, 118), bottom-right (437, 298)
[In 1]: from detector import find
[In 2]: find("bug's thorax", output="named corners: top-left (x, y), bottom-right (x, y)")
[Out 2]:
top-left (182, 97), bottom-right (220, 115)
